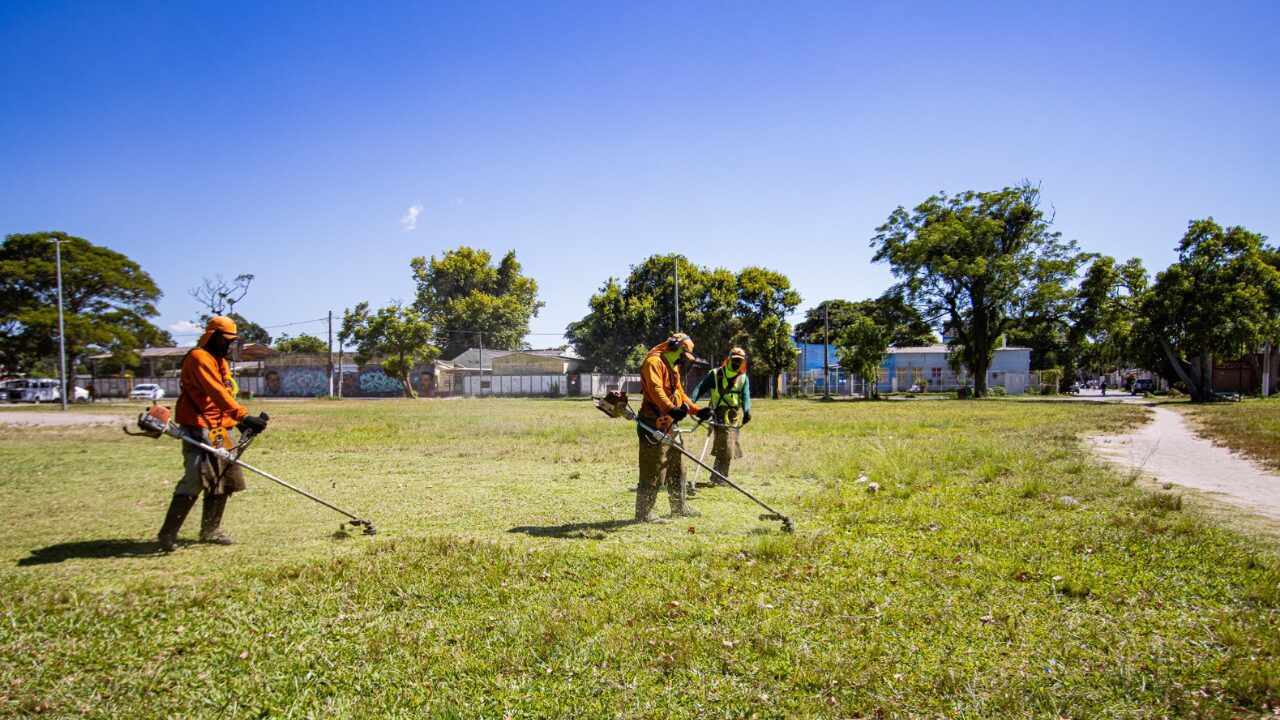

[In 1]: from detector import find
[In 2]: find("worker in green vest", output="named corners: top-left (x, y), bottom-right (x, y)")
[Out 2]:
top-left (690, 346), bottom-right (752, 485)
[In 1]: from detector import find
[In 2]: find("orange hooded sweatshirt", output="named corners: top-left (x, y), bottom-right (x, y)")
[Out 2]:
top-left (176, 347), bottom-right (249, 429)
top-left (639, 343), bottom-right (700, 432)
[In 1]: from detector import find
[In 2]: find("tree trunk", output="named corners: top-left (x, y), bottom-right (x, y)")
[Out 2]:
top-left (397, 361), bottom-right (416, 399)
top-left (1198, 351), bottom-right (1214, 400)
top-left (971, 355), bottom-right (990, 397)
top-left (1159, 337), bottom-right (1203, 402)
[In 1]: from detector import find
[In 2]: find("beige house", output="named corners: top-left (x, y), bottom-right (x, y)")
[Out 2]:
top-left (492, 351), bottom-right (586, 375)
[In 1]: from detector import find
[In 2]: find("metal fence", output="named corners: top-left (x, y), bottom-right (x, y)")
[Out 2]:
top-left (779, 369), bottom-right (1043, 396)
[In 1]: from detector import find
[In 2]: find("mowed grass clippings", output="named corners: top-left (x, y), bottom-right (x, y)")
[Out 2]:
top-left (1, 398), bottom-right (1278, 718)
top-left (1182, 398), bottom-right (1280, 472)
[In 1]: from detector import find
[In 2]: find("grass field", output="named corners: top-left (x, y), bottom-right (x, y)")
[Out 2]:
top-left (1, 397), bottom-right (1278, 718)
top-left (1183, 399), bottom-right (1280, 472)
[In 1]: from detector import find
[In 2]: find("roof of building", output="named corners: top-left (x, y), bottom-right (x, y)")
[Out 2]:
top-left (496, 350), bottom-right (583, 363)
top-left (445, 347), bottom-right (579, 369)
top-left (887, 344), bottom-right (1030, 355)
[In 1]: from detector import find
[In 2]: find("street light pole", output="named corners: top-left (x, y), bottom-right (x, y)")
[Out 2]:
top-left (52, 237), bottom-right (68, 411)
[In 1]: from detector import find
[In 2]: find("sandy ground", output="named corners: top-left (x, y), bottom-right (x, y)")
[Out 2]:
top-left (0, 409), bottom-right (127, 427)
top-left (1089, 399), bottom-right (1280, 521)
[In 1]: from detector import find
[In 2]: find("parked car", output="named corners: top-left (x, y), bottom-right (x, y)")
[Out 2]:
top-left (72, 385), bottom-right (90, 402)
top-left (5, 378), bottom-right (63, 403)
top-left (1131, 378), bottom-right (1155, 394)
top-left (130, 383), bottom-right (166, 401)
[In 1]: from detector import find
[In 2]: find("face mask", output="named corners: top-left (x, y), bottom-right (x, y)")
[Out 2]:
top-left (729, 359), bottom-right (744, 373)
top-left (206, 333), bottom-right (244, 362)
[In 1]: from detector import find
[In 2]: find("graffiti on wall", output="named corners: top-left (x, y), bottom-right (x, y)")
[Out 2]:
top-left (261, 364), bottom-right (428, 397)
top-left (357, 369), bottom-right (403, 396)
top-left (261, 368), bottom-right (329, 397)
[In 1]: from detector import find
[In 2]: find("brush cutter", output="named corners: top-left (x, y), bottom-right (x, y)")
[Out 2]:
top-left (124, 404), bottom-right (376, 535)
top-left (593, 391), bottom-right (795, 533)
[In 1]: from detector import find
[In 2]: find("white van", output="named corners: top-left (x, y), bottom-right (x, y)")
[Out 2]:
top-left (5, 378), bottom-right (64, 403)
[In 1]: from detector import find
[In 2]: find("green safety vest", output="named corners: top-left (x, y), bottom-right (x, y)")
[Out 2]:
top-left (711, 368), bottom-right (745, 409)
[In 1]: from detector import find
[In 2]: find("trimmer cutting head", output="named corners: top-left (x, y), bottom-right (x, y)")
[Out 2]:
top-left (759, 513), bottom-right (797, 533)
top-left (347, 519), bottom-right (377, 535)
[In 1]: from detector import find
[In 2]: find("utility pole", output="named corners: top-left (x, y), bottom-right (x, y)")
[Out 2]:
top-left (337, 344), bottom-right (344, 398)
top-left (822, 302), bottom-right (830, 400)
top-left (478, 331), bottom-right (484, 398)
top-left (327, 310), bottom-right (334, 398)
top-left (52, 237), bottom-right (68, 411)
top-left (673, 255), bottom-right (680, 334)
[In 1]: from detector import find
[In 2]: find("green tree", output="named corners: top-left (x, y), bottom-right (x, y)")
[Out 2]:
top-left (795, 295), bottom-right (936, 347)
top-left (1069, 255), bottom-right (1149, 381)
top-left (411, 248), bottom-right (543, 360)
top-left (0, 232), bottom-right (171, 373)
top-left (736, 266), bottom-right (801, 398)
top-left (566, 255), bottom-right (740, 372)
top-left (1134, 219), bottom-right (1280, 402)
top-left (835, 315), bottom-right (891, 400)
top-left (564, 278), bottom-right (649, 373)
top-left (275, 333), bottom-right (328, 354)
top-left (872, 184), bottom-right (1082, 397)
top-left (339, 302), bottom-right (439, 398)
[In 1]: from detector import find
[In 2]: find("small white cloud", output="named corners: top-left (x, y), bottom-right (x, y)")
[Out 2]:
top-left (401, 203), bottom-right (423, 231)
top-left (169, 320), bottom-right (202, 335)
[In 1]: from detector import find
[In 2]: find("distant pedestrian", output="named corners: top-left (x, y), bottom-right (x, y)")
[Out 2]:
top-left (86, 381), bottom-right (96, 403)
top-left (1101, 378), bottom-right (1108, 396)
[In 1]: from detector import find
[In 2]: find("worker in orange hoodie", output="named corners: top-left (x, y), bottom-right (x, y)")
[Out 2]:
top-left (157, 316), bottom-right (269, 552)
top-left (635, 333), bottom-right (712, 522)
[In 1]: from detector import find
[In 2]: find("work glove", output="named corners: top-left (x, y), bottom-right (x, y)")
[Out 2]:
top-left (237, 412), bottom-right (270, 435)
top-left (695, 406), bottom-right (713, 421)
top-left (742, 411), bottom-right (752, 426)
top-left (667, 404), bottom-right (689, 423)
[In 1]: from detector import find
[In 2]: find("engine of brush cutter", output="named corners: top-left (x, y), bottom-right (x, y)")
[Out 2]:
top-left (135, 403), bottom-right (178, 438)
top-left (593, 390), bottom-right (636, 420)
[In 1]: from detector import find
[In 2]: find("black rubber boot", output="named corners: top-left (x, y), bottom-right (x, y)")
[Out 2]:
top-left (199, 493), bottom-right (234, 545)
top-left (634, 484), bottom-right (666, 523)
top-left (668, 482), bottom-right (702, 518)
top-left (158, 494), bottom-right (198, 552)
top-left (712, 458), bottom-right (730, 486)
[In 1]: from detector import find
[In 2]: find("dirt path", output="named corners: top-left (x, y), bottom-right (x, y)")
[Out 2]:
top-left (1090, 403), bottom-right (1280, 520)
top-left (0, 410), bottom-right (126, 427)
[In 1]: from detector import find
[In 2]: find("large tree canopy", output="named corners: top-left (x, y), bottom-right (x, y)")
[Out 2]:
top-left (566, 255), bottom-right (739, 373)
top-left (736, 266), bottom-right (801, 398)
top-left (795, 295), bottom-right (936, 347)
top-left (0, 232), bottom-right (171, 373)
top-left (872, 184), bottom-right (1082, 396)
top-left (339, 302), bottom-right (439, 399)
top-left (1068, 255), bottom-right (1148, 378)
top-left (411, 248), bottom-right (543, 360)
top-left (1135, 218), bottom-right (1280, 401)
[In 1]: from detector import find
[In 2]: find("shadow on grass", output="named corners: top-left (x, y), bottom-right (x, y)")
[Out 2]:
top-left (17, 538), bottom-right (170, 565)
top-left (508, 518), bottom-right (638, 540)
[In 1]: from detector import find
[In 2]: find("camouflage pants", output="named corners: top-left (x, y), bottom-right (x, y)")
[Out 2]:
top-left (174, 425), bottom-right (246, 497)
top-left (638, 436), bottom-right (683, 493)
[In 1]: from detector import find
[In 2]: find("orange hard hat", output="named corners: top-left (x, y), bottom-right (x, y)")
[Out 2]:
top-left (197, 316), bottom-right (240, 346)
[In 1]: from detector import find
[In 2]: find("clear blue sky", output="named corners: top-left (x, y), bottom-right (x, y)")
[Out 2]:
top-left (2, 1), bottom-right (1277, 348)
